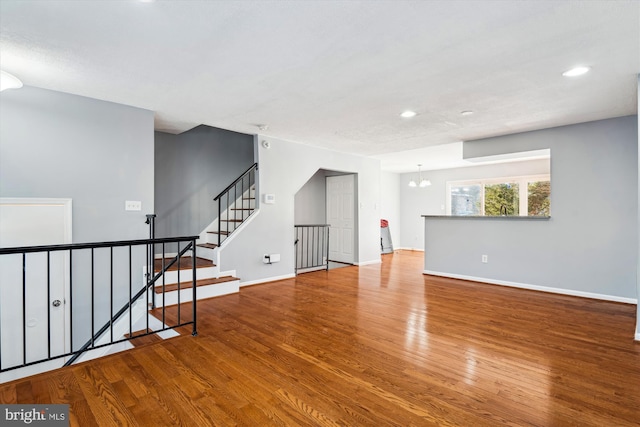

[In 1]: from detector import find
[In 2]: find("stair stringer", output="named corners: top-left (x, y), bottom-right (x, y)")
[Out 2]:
top-left (210, 207), bottom-right (261, 273)
top-left (199, 185), bottom-right (256, 247)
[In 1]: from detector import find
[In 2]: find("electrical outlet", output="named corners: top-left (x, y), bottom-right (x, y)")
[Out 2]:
top-left (482, 254), bottom-right (488, 263)
top-left (125, 201), bottom-right (142, 211)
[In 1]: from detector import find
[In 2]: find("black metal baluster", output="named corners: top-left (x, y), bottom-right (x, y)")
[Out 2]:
top-left (22, 253), bottom-right (26, 365)
top-left (326, 227), bottom-right (330, 271)
top-left (128, 245), bottom-right (132, 339)
top-left (177, 247), bottom-right (181, 325)
top-left (91, 248), bottom-right (95, 348)
top-left (69, 250), bottom-right (73, 353)
top-left (47, 251), bottom-right (51, 359)
top-left (315, 226), bottom-right (319, 266)
top-left (162, 243), bottom-right (166, 329)
top-left (191, 240), bottom-right (197, 336)
top-left (295, 227), bottom-right (299, 272)
top-left (218, 199), bottom-right (222, 247)
top-left (110, 247), bottom-right (113, 343)
top-left (308, 227), bottom-right (312, 268)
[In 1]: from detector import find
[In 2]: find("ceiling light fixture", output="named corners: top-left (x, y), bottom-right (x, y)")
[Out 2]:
top-left (562, 66), bottom-right (590, 77)
top-left (460, 110), bottom-right (474, 116)
top-left (408, 164), bottom-right (431, 188)
top-left (0, 70), bottom-right (23, 92)
top-left (400, 110), bottom-right (417, 118)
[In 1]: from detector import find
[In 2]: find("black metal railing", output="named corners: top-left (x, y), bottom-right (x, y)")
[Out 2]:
top-left (0, 235), bottom-right (198, 374)
top-left (213, 163), bottom-right (258, 247)
top-left (294, 224), bottom-right (330, 274)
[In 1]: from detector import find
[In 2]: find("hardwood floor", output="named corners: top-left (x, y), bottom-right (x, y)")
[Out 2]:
top-left (2, 250), bottom-right (639, 426)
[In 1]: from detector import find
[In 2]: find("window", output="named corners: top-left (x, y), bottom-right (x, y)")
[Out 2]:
top-left (450, 184), bottom-right (481, 216)
top-left (447, 175), bottom-right (550, 217)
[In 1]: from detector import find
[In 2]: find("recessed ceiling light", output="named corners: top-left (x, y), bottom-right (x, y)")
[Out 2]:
top-left (562, 66), bottom-right (590, 77)
top-left (460, 110), bottom-right (474, 116)
top-left (400, 111), bottom-right (417, 118)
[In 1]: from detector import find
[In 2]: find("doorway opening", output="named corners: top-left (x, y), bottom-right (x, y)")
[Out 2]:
top-left (294, 169), bottom-right (358, 273)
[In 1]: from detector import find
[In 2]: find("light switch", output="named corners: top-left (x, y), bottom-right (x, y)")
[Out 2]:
top-left (125, 201), bottom-right (142, 211)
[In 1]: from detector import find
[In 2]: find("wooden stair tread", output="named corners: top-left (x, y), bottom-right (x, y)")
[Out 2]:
top-left (207, 230), bottom-right (230, 235)
top-left (242, 197), bottom-right (255, 200)
top-left (124, 331), bottom-right (163, 348)
top-left (230, 208), bottom-right (253, 211)
top-left (197, 243), bottom-right (217, 249)
top-left (154, 256), bottom-right (214, 272)
top-left (220, 219), bottom-right (244, 223)
top-left (154, 276), bottom-right (240, 293)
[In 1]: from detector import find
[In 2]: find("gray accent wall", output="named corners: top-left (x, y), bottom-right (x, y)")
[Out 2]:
top-left (0, 86), bottom-right (155, 345)
top-left (154, 125), bottom-right (254, 239)
top-left (424, 116), bottom-right (638, 300)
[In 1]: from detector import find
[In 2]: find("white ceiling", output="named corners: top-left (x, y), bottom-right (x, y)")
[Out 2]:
top-left (1, 0), bottom-right (638, 172)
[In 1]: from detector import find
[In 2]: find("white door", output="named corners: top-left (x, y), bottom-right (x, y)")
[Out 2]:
top-left (326, 175), bottom-right (355, 264)
top-left (0, 198), bottom-right (71, 381)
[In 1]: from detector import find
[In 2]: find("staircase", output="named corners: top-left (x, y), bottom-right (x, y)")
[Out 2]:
top-left (150, 164), bottom-right (257, 304)
top-left (150, 255), bottom-right (240, 305)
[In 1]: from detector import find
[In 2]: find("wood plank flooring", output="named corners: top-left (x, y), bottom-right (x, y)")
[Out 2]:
top-left (2, 250), bottom-right (639, 426)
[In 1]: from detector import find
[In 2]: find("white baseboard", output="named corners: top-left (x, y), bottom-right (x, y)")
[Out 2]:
top-left (356, 259), bottom-right (382, 266)
top-left (396, 247), bottom-right (424, 252)
top-left (240, 273), bottom-right (296, 287)
top-left (423, 270), bottom-right (638, 304)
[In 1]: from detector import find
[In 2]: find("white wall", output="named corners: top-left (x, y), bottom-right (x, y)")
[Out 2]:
top-left (220, 136), bottom-right (381, 284)
top-left (425, 116), bottom-right (638, 302)
top-left (380, 172), bottom-right (400, 250)
top-left (400, 159), bottom-right (549, 250)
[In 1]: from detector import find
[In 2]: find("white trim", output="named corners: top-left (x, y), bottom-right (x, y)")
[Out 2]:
top-left (355, 259), bottom-right (382, 266)
top-left (216, 208), bottom-right (260, 249)
top-left (396, 247), bottom-right (425, 252)
top-left (240, 273), bottom-right (296, 287)
top-left (212, 208), bottom-right (261, 268)
top-left (635, 332), bottom-right (640, 341)
top-left (423, 270), bottom-right (638, 304)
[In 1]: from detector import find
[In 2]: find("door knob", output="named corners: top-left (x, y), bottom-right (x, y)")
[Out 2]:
top-left (52, 300), bottom-right (62, 307)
